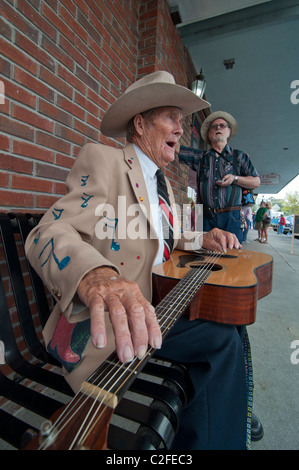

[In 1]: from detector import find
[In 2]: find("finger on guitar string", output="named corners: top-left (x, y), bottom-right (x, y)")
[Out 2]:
top-left (77, 265), bottom-right (161, 363)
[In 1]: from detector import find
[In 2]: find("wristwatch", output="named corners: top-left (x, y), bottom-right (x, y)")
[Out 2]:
top-left (233, 175), bottom-right (238, 184)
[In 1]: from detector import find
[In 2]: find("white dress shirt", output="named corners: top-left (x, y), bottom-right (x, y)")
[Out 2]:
top-left (133, 144), bottom-right (164, 265)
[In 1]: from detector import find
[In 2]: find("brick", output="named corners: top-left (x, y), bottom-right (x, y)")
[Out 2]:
top-left (87, 37), bottom-right (110, 71)
top-left (1, 1), bottom-right (39, 43)
top-left (0, 135), bottom-right (10, 151)
top-left (11, 155), bottom-right (33, 175)
top-left (88, 9), bottom-right (110, 44)
top-left (0, 93), bottom-right (10, 115)
top-left (41, 35), bottom-right (74, 71)
top-left (0, 172), bottom-right (9, 188)
top-left (17, 0), bottom-right (57, 42)
top-left (0, 16), bottom-right (12, 41)
top-left (74, 119), bottom-right (99, 141)
top-left (0, 189), bottom-right (33, 208)
top-left (55, 123), bottom-right (85, 147)
top-left (0, 37), bottom-right (37, 75)
top-left (12, 103), bottom-right (54, 133)
top-left (42, 2), bottom-right (75, 43)
top-left (74, 92), bottom-right (98, 117)
top-left (15, 31), bottom-right (55, 72)
top-left (86, 0), bottom-right (106, 23)
top-left (59, 4), bottom-right (88, 43)
top-left (0, 56), bottom-right (11, 79)
top-left (77, 9), bottom-right (103, 45)
top-left (11, 174), bottom-right (53, 193)
top-left (39, 98), bottom-right (73, 128)
top-left (73, 0), bottom-right (89, 17)
top-left (60, 0), bottom-right (76, 17)
top-left (35, 194), bottom-right (60, 209)
top-left (54, 181), bottom-right (67, 195)
top-left (36, 162), bottom-right (69, 182)
top-left (56, 94), bottom-right (85, 120)
top-left (0, 152), bottom-right (12, 171)
top-left (75, 65), bottom-right (99, 93)
top-left (86, 112), bottom-right (101, 131)
top-left (36, 130), bottom-right (71, 154)
top-left (87, 88), bottom-right (107, 113)
top-left (55, 153), bottom-right (75, 169)
top-left (1, 77), bottom-right (36, 109)
top-left (59, 35), bottom-right (87, 70)
top-left (14, 67), bottom-right (54, 102)
top-left (0, 114), bottom-right (34, 142)
top-left (13, 140), bottom-right (54, 164)
top-left (76, 38), bottom-right (100, 71)
top-left (57, 64), bottom-right (86, 95)
top-left (39, 66), bottom-right (73, 100)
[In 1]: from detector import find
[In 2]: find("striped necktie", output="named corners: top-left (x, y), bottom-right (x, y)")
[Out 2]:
top-left (156, 168), bottom-right (174, 261)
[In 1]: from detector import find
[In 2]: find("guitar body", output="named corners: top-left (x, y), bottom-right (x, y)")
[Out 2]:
top-left (152, 249), bottom-right (273, 325)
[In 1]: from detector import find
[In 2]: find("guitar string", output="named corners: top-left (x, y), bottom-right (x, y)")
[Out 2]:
top-left (39, 251), bottom-right (221, 450)
top-left (70, 252), bottom-right (221, 449)
top-left (38, 251), bottom-right (221, 449)
top-left (38, 251), bottom-right (220, 450)
top-left (70, 250), bottom-right (222, 449)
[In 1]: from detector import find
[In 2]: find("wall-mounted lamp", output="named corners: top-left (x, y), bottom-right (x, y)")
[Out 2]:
top-left (170, 5), bottom-right (182, 25)
top-left (192, 69), bottom-right (206, 98)
top-left (224, 58), bottom-right (235, 69)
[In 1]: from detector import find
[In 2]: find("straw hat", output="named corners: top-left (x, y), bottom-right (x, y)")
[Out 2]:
top-left (200, 111), bottom-right (238, 143)
top-left (101, 71), bottom-right (210, 138)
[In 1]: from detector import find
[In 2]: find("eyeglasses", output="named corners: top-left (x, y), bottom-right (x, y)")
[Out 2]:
top-left (209, 123), bottom-right (229, 130)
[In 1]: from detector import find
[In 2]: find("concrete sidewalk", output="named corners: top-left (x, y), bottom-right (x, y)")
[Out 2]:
top-left (244, 228), bottom-right (299, 450)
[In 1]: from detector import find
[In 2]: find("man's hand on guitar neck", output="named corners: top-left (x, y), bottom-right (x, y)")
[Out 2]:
top-left (200, 228), bottom-right (241, 253)
top-left (77, 266), bottom-right (162, 365)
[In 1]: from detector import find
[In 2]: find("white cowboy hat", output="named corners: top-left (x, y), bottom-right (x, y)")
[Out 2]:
top-left (200, 111), bottom-right (238, 143)
top-left (101, 71), bottom-right (210, 138)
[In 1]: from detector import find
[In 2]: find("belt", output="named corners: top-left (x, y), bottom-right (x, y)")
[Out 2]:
top-left (212, 206), bottom-right (241, 213)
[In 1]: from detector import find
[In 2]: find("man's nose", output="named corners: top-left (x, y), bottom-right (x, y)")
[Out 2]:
top-left (175, 121), bottom-right (183, 136)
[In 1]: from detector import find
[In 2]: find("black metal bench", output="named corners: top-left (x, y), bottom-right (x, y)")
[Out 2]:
top-left (0, 212), bottom-right (190, 450)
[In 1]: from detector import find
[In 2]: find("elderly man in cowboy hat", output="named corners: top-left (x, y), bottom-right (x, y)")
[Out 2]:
top-left (25, 72), bottom-right (251, 450)
top-left (178, 111), bottom-right (260, 244)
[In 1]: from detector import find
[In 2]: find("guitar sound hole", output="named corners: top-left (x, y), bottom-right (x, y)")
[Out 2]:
top-left (190, 263), bottom-right (222, 272)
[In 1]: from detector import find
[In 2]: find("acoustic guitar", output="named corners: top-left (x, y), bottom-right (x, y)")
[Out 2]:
top-left (26, 248), bottom-right (272, 450)
top-left (152, 249), bottom-right (273, 325)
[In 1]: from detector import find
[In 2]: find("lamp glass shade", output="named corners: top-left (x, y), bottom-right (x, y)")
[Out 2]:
top-left (192, 72), bottom-right (206, 98)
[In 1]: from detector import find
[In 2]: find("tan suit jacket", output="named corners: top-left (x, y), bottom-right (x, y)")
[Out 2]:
top-left (25, 143), bottom-right (202, 391)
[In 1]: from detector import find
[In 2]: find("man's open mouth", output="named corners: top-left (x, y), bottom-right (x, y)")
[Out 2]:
top-left (166, 141), bottom-right (176, 148)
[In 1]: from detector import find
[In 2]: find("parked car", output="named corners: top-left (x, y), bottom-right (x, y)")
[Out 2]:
top-left (271, 215), bottom-right (293, 234)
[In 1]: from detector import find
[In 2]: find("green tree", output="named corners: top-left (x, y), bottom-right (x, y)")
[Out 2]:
top-left (281, 191), bottom-right (299, 215)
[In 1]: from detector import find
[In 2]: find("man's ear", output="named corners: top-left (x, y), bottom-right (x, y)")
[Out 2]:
top-left (133, 114), bottom-right (145, 136)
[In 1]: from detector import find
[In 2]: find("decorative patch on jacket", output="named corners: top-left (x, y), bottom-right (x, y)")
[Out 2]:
top-left (47, 314), bottom-right (91, 373)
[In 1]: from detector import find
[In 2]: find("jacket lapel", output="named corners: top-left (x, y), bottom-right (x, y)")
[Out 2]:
top-left (123, 144), bottom-right (158, 239)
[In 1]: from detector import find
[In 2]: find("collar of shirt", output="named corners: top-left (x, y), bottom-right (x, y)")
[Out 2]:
top-left (210, 144), bottom-right (233, 160)
top-left (132, 144), bottom-right (164, 265)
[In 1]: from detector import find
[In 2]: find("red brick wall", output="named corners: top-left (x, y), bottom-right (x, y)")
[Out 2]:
top-left (0, 2), bottom-right (207, 428)
top-left (0, 2), bottom-right (210, 426)
top-left (0, 0), bottom-right (200, 212)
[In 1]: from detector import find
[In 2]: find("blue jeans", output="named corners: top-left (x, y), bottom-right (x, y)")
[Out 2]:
top-left (203, 210), bottom-right (243, 244)
top-left (278, 224), bottom-right (285, 234)
top-left (157, 318), bottom-right (248, 450)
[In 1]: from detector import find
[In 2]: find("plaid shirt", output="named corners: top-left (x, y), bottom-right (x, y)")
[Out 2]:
top-left (179, 145), bottom-right (259, 209)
